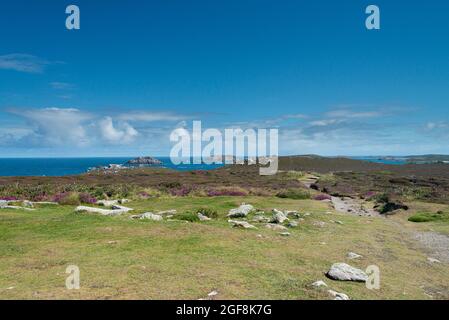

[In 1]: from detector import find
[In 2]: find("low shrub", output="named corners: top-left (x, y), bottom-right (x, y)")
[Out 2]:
top-left (408, 211), bottom-right (449, 223)
top-left (313, 193), bottom-right (331, 201)
top-left (175, 211), bottom-right (200, 222)
top-left (79, 193), bottom-right (97, 204)
top-left (276, 189), bottom-right (311, 200)
top-left (53, 192), bottom-right (80, 206)
top-left (0, 196), bottom-right (19, 201)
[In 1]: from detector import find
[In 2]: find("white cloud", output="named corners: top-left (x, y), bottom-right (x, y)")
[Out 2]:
top-left (8, 107), bottom-right (92, 146)
top-left (117, 111), bottom-right (188, 122)
top-left (325, 109), bottom-right (382, 119)
top-left (99, 117), bottom-right (138, 144)
top-left (0, 54), bottom-right (50, 73)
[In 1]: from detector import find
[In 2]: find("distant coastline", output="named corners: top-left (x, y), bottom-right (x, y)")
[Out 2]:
top-left (0, 154), bottom-right (448, 177)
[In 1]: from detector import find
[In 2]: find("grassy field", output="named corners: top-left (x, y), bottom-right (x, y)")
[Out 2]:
top-left (1, 196), bottom-right (448, 300)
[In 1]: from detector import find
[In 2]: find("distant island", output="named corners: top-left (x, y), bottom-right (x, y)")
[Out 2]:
top-left (372, 154), bottom-right (449, 164)
top-left (124, 156), bottom-right (162, 166)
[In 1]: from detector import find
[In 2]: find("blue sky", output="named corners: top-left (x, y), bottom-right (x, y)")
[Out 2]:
top-left (0, 0), bottom-right (448, 157)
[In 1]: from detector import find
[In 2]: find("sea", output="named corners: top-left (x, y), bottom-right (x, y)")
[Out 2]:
top-left (0, 156), bottom-right (407, 177)
top-left (0, 157), bottom-right (223, 177)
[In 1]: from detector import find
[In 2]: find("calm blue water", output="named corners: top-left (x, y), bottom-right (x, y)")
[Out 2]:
top-left (349, 156), bottom-right (407, 165)
top-left (0, 157), bottom-right (223, 177)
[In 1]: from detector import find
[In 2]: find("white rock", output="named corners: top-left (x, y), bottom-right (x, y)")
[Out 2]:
top-left (228, 220), bottom-right (257, 229)
top-left (347, 252), bottom-right (363, 260)
top-left (286, 211), bottom-right (302, 219)
top-left (75, 206), bottom-right (125, 216)
top-left (227, 204), bottom-right (255, 218)
top-left (311, 280), bottom-right (328, 288)
top-left (265, 223), bottom-right (288, 231)
top-left (252, 215), bottom-right (270, 223)
top-left (32, 201), bottom-right (59, 205)
top-left (313, 221), bottom-right (326, 227)
top-left (328, 289), bottom-right (350, 300)
top-left (22, 200), bottom-right (34, 208)
top-left (198, 213), bottom-right (211, 221)
top-left (111, 204), bottom-right (133, 212)
top-left (280, 232), bottom-right (291, 237)
top-left (326, 263), bottom-right (368, 282)
top-left (131, 212), bottom-right (163, 221)
top-left (427, 257), bottom-right (441, 264)
top-left (1, 205), bottom-right (35, 211)
top-left (97, 200), bottom-right (119, 207)
top-left (157, 209), bottom-right (177, 215)
top-left (271, 209), bottom-right (289, 224)
top-left (207, 290), bottom-right (218, 297)
top-left (287, 221), bottom-right (299, 228)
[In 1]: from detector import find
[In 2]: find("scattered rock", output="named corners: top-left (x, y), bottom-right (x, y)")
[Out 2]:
top-left (32, 201), bottom-right (59, 205)
top-left (75, 206), bottom-right (125, 216)
top-left (228, 220), bottom-right (257, 229)
top-left (304, 213), bottom-right (311, 217)
top-left (287, 221), bottom-right (299, 228)
top-left (131, 212), bottom-right (163, 221)
top-left (265, 223), bottom-right (288, 231)
top-left (313, 221), bottom-right (326, 228)
top-left (311, 280), bottom-right (328, 288)
top-left (227, 204), bottom-right (255, 218)
top-left (22, 200), bottom-right (34, 208)
top-left (328, 289), bottom-right (350, 300)
top-left (326, 263), bottom-right (368, 282)
top-left (271, 209), bottom-right (289, 224)
top-left (427, 257), bottom-right (441, 264)
top-left (198, 213), bottom-right (211, 221)
top-left (1, 205), bottom-right (35, 211)
top-left (279, 232), bottom-right (291, 237)
top-left (107, 240), bottom-right (118, 245)
top-left (157, 209), bottom-right (177, 215)
top-left (285, 210), bottom-right (300, 218)
top-left (208, 290), bottom-right (218, 298)
top-left (97, 200), bottom-right (119, 207)
top-left (111, 205), bottom-right (133, 212)
top-left (347, 252), bottom-right (363, 260)
top-left (252, 215), bottom-right (270, 223)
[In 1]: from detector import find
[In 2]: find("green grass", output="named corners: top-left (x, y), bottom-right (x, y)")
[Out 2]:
top-left (1, 196), bottom-right (448, 299)
top-left (408, 211), bottom-right (449, 223)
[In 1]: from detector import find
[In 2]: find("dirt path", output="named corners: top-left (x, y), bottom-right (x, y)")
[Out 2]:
top-left (330, 196), bottom-right (380, 217)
